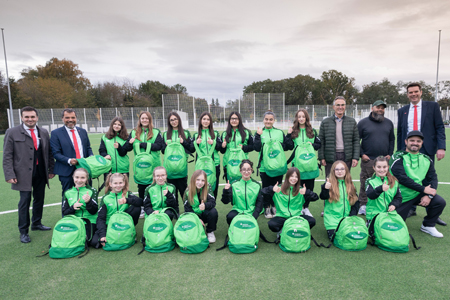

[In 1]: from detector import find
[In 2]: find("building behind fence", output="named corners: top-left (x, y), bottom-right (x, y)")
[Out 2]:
top-left (7, 93), bottom-right (450, 133)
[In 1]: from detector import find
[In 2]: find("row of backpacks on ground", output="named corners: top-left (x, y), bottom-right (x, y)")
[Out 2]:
top-left (44, 207), bottom-right (419, 259)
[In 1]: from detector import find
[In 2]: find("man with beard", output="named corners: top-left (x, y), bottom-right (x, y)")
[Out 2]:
top-left (357, 100), bottom-right (394, 215)
top-left (391, 131), bottom-right (446, 237)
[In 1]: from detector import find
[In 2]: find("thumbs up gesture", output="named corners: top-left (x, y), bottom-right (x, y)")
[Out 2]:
top-left (273, 182), bottom-right (281, 193)
top-left (199, 200), bottom-right (206, 211)
top-left (118, 197), bottom-right (127, 205)
top-left (179, 136), bottom-right (184, 144)
top-left (224, 180), bottom-right (231, 190)
top-left (82, 191), bottom-right (91, 203)
top-left (287, 127), bottom-right (293, 134)
top-left (257, 127), bottom-right (263, 135)
top-left (300, 184), bottom-right (306, 195)
top-left (325, 178), bottom-right (331, 190)
top-left (196, 136), bottom-right (202, 144)
top-left (222, 140), bottom-right (227, 148)
top-left (73, 198), bottom-right (83, 210)
top-left (207, 137), bottom-right (213, 145)
top-left (382, 182), bottom-right (389, 192)
top-left (163, 187), bottom-right (169, 196)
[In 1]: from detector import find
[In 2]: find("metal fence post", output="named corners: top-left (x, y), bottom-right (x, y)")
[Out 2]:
top-left (283, 93), bottom-right (285, 129)
top-left (177, 94), bottom-right (180, 111)
top-left (192, 96), bottom-right (196, 129)
top-left (131, 107), bottom-right (134, 128)
top-left (7, 108), bottom-right (11, 128)
top-left (253, 93), bottom-right (256, 130)
top-left (51, 108), bottom-right (54, 125)
top-left (100, 108), bottom-right (103, 131)
top-left (162, 95), bottom-right (165, 131)
top-left (83, 108), bottom-right (87, 127)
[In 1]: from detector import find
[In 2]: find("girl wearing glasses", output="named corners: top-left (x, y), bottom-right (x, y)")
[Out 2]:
top-left (320, 161), bottom-right (360, 240)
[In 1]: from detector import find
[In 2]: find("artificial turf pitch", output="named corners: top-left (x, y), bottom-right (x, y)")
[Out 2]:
top-left (1, 131), bottom-right (450, 299)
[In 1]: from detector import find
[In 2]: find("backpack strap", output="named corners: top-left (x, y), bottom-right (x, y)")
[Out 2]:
top-left (286, 145), bottom-right (298, 165)
top-left (78, 240), bottom-right (90, 258)
top-left (259, 231), bottom-right (276, 244)
top-left (331, 217), bottom-right (346, 244)
top-left (409, 234), bottom-right (421, 250)
top-left (368, 214), bottom-right (378, 246)
top-left (161, 207), bottom-right (179, 219)
top-left (36, 244), bottom-right (51, 257)
top-left (310, 235), bottom-right (322, 247)
top-left (216, 234), bottom-right (229, 251)
top-left (138, 236), bottom-right (146, 255)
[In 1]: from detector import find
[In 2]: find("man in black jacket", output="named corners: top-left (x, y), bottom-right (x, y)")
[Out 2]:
top-left (357, 100), bottom-right (394, 215)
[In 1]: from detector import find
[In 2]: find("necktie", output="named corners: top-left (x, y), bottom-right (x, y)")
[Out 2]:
top-left (71, 129), bottom-right (81, 159)
top-left (413, 105), bottom-right (418, 131)
top-left (29, 128), bottom-right (38, 165)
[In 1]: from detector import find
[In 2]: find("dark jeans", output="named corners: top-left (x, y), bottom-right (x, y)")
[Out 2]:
top-left (324, 152), bottom-right (352, 178)
top-left (397, 193), bottom-right (446, 227)
top-left (18, 173), bottom-right (46, 234)
top-left (358, 159), bottom-right (375, 206)
top-left (198, 208), bottom-right (218, 233)
top-left (300, 179), bottom-right (315, 208)
top-left (268, 215), bottom-right (316, 232)
top-left (260, 172), bottom-right (284, 208)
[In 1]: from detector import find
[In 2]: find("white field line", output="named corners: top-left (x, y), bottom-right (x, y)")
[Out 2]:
top-left (1, 181), bottom-right (450, 215)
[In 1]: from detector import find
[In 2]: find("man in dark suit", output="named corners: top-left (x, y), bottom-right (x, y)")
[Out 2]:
top-left (397, 82), bottom-right (446, 223)
top-left (3, 106), bottom-right (55, 243)
top-left (50, 108), bottom-right (93, 204)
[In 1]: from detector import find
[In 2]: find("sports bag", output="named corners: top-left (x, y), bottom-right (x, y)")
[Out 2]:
top-left (278, 216), bottom-right (317, 253)
top-left (258, 138), bottom-right (287, 177)
top-left (139, 208), bottom-right (176, 254)
top-left (225, 148), bottom-right (246, 183)
top-left (174, 212), bottom-right (209, 254)
top-left (287, 143), bottom-right (319, 180)
top-left (133, 144), bottom-right (157, 185)
top-left (193, 140), bottom-right (217, 191)
top-left (103, 211), bottom-right (136, 251)
top-left (163, 141), bottom-right (188, 179)
top-left (369, 211), bottom-right (420, 253)
top-left (332, 216), bottom-right (368, 251)
top-left (77, 155), bottom-right (112, 179)
top-left (48, 216), bottom-right (91, 259)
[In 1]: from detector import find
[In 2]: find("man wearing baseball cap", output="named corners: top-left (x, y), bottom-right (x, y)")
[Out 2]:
top-left (357, 100), bottom-right (395, 215)
top-left (390, 130), bottom-right (446, 237)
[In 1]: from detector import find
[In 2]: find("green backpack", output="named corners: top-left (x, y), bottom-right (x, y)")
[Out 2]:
top-left (369, 211), bottom-right (420, 253)
top-left (139, 208), bottom-right (176, 254)
top-left (77, 155), bottom-right (112, 179)
top-left (133, 144), bottom-right (157, 185)
top-left (258, 139), bottom-right (287, 177)
top-left (225, 148), bottom-right (246, 183)
top-left (278, 216), bottom-right (322, 253)
top-left (287, 143), bottom-right (319, 180)
top-left (193, 140), bottom-right (217, 191)
top-left (103, 211), bottom-right (136, 251)
top-left (332, 216), bottom-right (368, 251)
top-left (48, 216), bottom-right (91, 259)
top-left (163, 141), bottom-right (188, 179)
top-left (174, 212), bottom-right (209, 254)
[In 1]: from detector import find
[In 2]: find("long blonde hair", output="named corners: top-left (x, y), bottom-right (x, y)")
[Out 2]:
top-left (105, 173), bottom-right (129, 199)
top-left (187, 170), bottom-right (208, 206)
top-left (134, 111), bottom-right (154, 141)
top-left (328, 161), bottom-right (357, 205)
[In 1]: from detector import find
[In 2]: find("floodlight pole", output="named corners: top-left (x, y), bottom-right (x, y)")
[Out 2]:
top-left (1, 28), bottom-right (14, 126)
top-left (435, 30), bottom-right (442, 102)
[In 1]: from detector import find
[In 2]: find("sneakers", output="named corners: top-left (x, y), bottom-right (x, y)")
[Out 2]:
top-left (321, 211), bottom-right (324, 217)
top-left (301, 207), bottom-right (313, 217)
top-left (207, 232), bottom-right (216, 243)
top-left (271, 206), bottom-right (277, 216)
top-left (358, 205), bottom-right (366, 215)
top-left (407, 209), bottom-right (417, 218)
top-left (265, 207), bottom-right (273, 219)
top-left (139, 208), bottom-right (145, 219)
top-left (420, 225), bottom-right (443, 238)
top-left (276, 230), bottom-right (282, 240)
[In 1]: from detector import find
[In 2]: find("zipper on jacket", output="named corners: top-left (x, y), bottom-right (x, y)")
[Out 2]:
top-left (341, 181), bottom-right (346, 218)
top-left (114, 136), bottom-right (118, 173)
top-left (245, 181), bottom-right (248, 211)
top-left (288, 190), bottom-right (292, 217)
top-left (77, 188), bottom-right (84, 217)
top-left (160, 185), bottom-right (165, 209)
top-left (115, 193), bottom-right (119, 211)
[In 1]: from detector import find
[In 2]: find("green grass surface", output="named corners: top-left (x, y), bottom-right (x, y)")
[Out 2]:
top-left (1, 131), bottom-right (450, 299)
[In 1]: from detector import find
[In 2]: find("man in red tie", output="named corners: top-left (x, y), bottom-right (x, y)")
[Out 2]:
top-left (50, 108), bottom-right (93, 211)
top-left (397, 82), bottom-right (446, 223)
top-left (3, 107), bottom-right (55, 243)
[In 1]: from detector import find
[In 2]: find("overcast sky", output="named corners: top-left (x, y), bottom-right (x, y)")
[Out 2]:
top-left (1, 0), bottom-right (449, 103)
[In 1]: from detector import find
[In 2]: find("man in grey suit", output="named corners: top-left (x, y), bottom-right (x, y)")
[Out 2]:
top-left (3, 106), bottom-right (55, 243)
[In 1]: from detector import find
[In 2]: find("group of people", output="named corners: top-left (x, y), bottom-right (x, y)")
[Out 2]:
top-left (3, 82), bottom-right (447, 247)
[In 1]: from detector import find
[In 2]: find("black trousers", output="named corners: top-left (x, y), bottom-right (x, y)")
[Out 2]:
top-left (18, 172), bottom-right (46, 234)
top-left (168, 176), bottom-right (187, 213)
top-left (138, 184), bottom-right (150, 199)
top-left (198, 208), bottom-right (218, 233)
top-left (260, 172), bottom-right (284, 208)
top-left (268, 215), bottom-right (316, 232)
top-left (213, 165), bottom-right (220, 200)
top-left (300, 178), bottom-right (315, 208)
top-left (397, 193), bottom-right (446, 227)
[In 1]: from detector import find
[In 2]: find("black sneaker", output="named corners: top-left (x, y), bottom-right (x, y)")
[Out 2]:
top-left (407, 209), bottom-right (417, 218)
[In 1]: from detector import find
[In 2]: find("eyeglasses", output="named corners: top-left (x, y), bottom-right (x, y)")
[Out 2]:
top-left (230, 118), bottom-right (239, 121)
top-left (335, 168), bottom-right (345, 171)
top-left (169, 118), bottom-right (178, 122)
top-left (241, 169), bottom-right (252, 173)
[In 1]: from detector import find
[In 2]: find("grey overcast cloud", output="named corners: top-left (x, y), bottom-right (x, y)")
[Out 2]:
top-left (1, 0), bottom-right (449, 102)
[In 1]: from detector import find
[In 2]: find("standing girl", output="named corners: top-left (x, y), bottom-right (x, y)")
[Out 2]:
top-left (220, 112), bottom-right (254, 181)
top-left (192, 112), bottom-right (223, 199)
top-left (320, 161), bottom-right (360, 240)
top-left (62, 168), bottom-right (99, 247)
top-left (183, 170), bottom-right (218, 243)
top-left (290, 109), bottom-right (321, 217)
top-left (99, 117), bottom-right (133, 178)
top-left (143, 166), bottom-right (178, 220)
top-left (129, 111), bottom-right (163, 199)
top-left (162, 112), bottom-right (194, 204)
top-left (253, 110), bottom-right (294, 219)
top-left (95, 173), bottom-right (143, 248)
top-left (365, 156), bottom-right (402, 224)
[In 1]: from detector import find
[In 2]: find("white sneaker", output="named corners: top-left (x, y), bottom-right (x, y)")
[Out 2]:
top-left (302, 208), bottom-right (313, 217)
top-left (358, 205), bottom-right (366, 216)
top-left (420, 225), bottom-right (444, 238)
top-left (207, 232), bottom-right (216, 243)
top-left (264, 207), bottom-right (273, 219)
top-left (139, 207), bottom-right (145, 219)
top-left (271, 206), bottom-right (277, 216)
